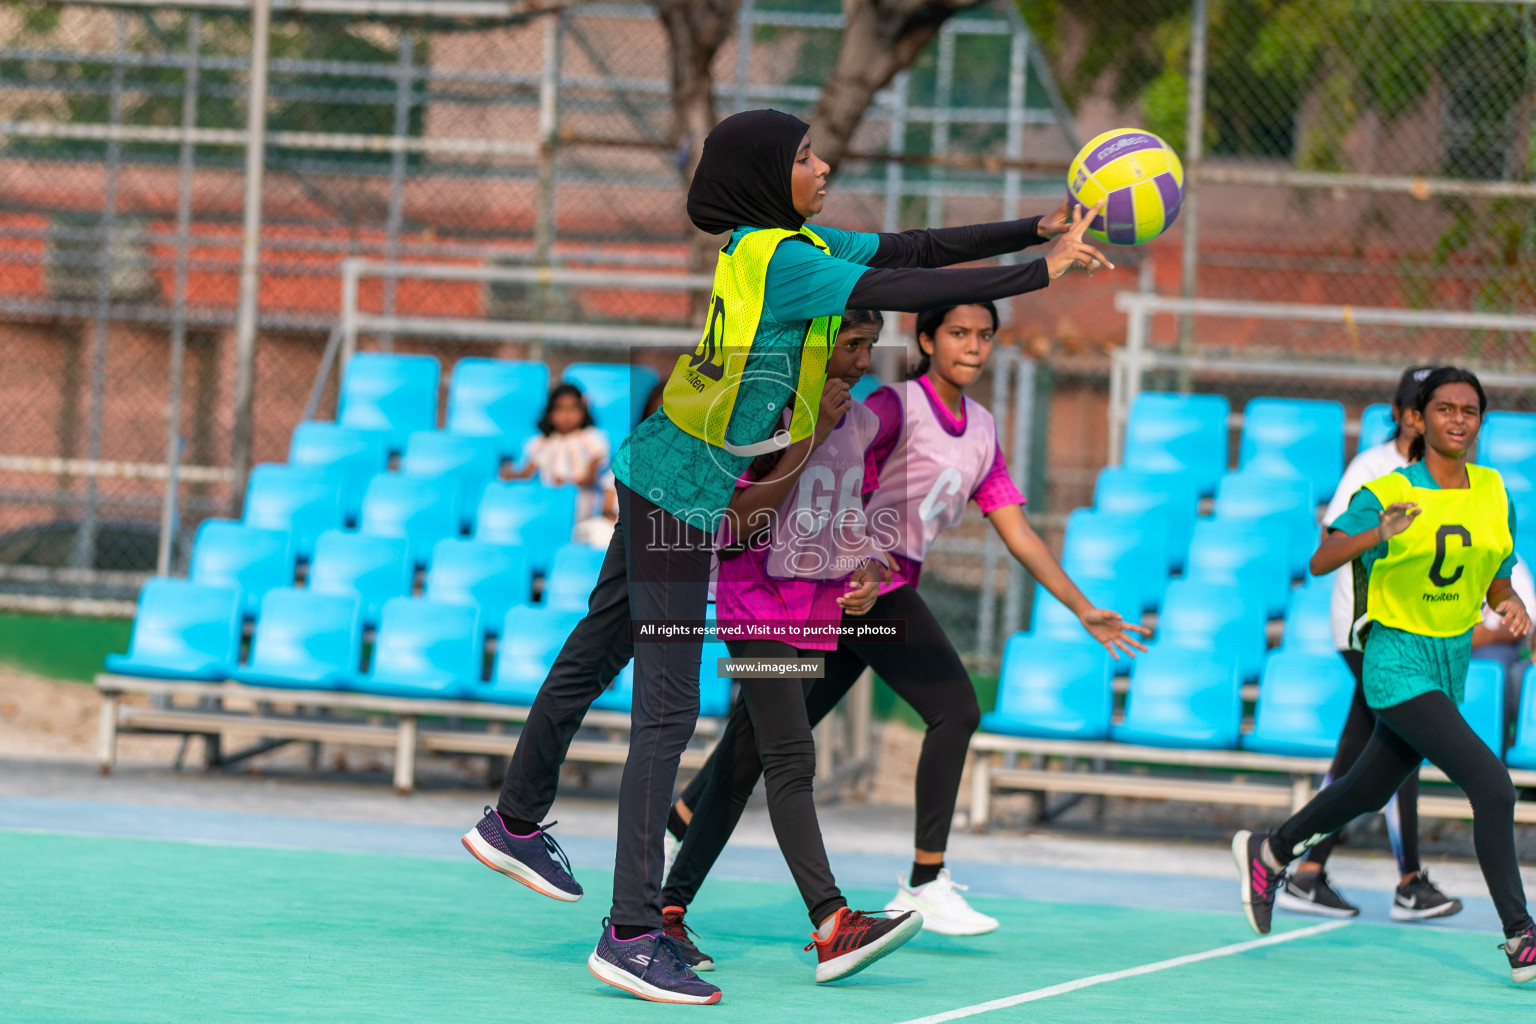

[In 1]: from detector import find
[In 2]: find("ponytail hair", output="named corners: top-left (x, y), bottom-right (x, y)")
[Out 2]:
top-left (1406, 365), bottom-right (1486, 463)
top-left (909, 300), bottom-right (1000, 380)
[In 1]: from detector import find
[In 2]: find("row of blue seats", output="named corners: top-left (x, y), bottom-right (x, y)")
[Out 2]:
top-left (106, 578), bottom-right (732, 717)
top-left (244, 461), bottom-right (577, 569)
top-left (980, 636), bottom-right (1536, 767)
top-left (338, 353), bottom-right (659, 457)
top-left (1032, 576), bottom-right (1330, 683)
top-left (1123, 392), bottom-right (1536, 501)
top-left (191, 519), bottom-right (603, 625)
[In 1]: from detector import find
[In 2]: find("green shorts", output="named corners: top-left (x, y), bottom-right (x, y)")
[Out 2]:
top-left (1361, 622), bottom-right (1473, 710)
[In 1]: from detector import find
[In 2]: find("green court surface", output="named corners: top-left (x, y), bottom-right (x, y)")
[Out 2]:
top-left (5, 830), bottom-right (1532, 1023)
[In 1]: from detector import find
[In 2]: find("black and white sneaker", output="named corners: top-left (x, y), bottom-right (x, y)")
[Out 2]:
top-left (1390, 871), bottom-right (1463, 921)
top-left (1276, 869), bottom-right (1359, 918)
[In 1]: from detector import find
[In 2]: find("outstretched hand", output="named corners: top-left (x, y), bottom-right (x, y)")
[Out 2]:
top-left (1038, 197), bottom-right (1073, 238)
top-left (1045, 202), bottom-right (1115, 280)
top-left (1079, 606), bottom-right (1151, 661)
top-left (1497, 596), bottom-right (1532, 638)
top-left (1376, 501), bottom-right (1421, 543)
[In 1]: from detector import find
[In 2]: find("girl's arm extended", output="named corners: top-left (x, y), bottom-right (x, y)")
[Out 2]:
top-left (987, 503), bottom-right (1150, 660)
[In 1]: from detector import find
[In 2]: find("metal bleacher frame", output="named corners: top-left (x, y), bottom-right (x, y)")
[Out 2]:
top-left (95, 675), bottom-right (724, 795)
top-left (965, 294), bottom-right (1536, 832)
top-left (96, 670), bottom-right (877, 796)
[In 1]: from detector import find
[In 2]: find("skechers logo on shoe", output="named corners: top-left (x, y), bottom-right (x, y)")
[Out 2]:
top-left (630, 954), bottom-right (652, 968)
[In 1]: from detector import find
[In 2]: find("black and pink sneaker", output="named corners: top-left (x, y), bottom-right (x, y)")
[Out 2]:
top-left (461, 806), bottom-right (582, 902)
top-left (1232, 830), bottom-right (1284, 935)
top-left (1502, 925), bottom-right (1536, 983)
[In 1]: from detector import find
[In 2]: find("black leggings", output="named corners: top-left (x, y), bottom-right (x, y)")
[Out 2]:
top-left (718, 640), bottom-right (848, 926)
top-left (1272, 688), bottom-right (1532, 937)
top-left (664, 585), bottom-right (980, 913)
top-left (1301, 649), bottom-right (1421, 875)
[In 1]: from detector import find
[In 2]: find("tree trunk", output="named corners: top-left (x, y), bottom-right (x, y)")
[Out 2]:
top-left (654, 0), bottom-right (741, 321)
top-left (810, 0), bottom-right (986, 175)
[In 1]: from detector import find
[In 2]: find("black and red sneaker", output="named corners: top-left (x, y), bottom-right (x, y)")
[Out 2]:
top-left (804, 907), bottom-right (922, 983)
top-left (1232, 829), bottom-right (1284, 935)
top-left (662, 905), bottom-right (714, 972)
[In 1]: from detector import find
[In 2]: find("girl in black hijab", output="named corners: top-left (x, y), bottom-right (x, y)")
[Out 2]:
top-left (465, 107), bottom-right (1107, 1006)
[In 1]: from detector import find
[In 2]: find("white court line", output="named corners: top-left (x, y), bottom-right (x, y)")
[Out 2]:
top-left (894, 919), bottom-right (1353, 1024)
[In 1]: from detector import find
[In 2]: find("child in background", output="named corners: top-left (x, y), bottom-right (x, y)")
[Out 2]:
top-left (515, 383), bottom-right (610, 518)
top-left (573, 379), bottom-right (665, 547)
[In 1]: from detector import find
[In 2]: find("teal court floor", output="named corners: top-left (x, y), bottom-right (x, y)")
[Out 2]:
top-left (6, 818), bottom-right (1536, 1023)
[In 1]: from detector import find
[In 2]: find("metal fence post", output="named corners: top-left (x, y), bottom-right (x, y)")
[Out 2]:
top-left (379, 31), bottom-right (416, 353)
top-left (157, 10), bottom-right (202, 578)
top-left (1177, 0), bottom-right (1209, 383)
top-left (71, 11), bottom-right (128, 572)
top-left (1002, 353), bottom-right (1034, 641)
top-left (532, 11), bottom-right (564, 361)
top-left (999, 25), bottom-right (1027, 327)
top-left (230, 0), bottom-right (274, 509)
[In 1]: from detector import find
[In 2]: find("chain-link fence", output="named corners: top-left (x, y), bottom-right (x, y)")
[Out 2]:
top-left (0, 0), bottom-right (1081, 667)
top-left (1016, 0), bottom-right (1536, 542)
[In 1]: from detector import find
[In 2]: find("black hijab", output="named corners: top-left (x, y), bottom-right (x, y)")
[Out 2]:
top-left (686, 109), bottom-right (810, 236)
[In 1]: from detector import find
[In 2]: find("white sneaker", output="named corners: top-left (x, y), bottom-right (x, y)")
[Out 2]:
top-left (884, 869), bottom-right (999, 936)
top-left (663, 830), bottom-right (681, 880)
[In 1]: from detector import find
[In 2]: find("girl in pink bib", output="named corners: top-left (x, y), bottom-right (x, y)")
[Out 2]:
top-left (662, 301), bottom-right (1148, 958)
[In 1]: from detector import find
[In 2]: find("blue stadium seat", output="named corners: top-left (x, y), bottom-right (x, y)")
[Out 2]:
top-left (1462, 659), bottom-right (1505, 756)
top-left (353, 597), bottom-right (481, 700)
top-left (1121, 392), bottom-right (1230, 498)
top-left (484, 605), bottom-right (582, 705)
top-left (1184, 519), bottom-right (1292, 620)
top-left (241, 464), bottom-right (344, 562)
top-left (1241, 650), bottom-right (1354, 757)
top-left (698, 633), bottom-right (733, 718)
top-left (188, 520), bottom-right (293, 618)
top-left (104, 578), bottom-right (242, 680)
top-left (1111, 649), bottom-right (1243, 749)
top-left (543, 543), bottom-right (606, 609)
top-left (1478, 412), bottom-right (1536, 494)
top-left (287, 421), bottom-right (389, 524)
top-left (1503, 666), bottom-right (1536, 769)
top-left (850, 374), bottom-right (882, 402)
top-left (1357, 404), bottom-right (1396, 453)
top-left (475, 481), bottom-right (579, 575)
top-left (306, 530), bottom-right (411, 629)
top-left (446, 358), bottom-right (548, 459)
top-left (1213, 472), bottom-right (1316, 579)
top-left (1061, 508), bottom-right (1169, 613)
top-left (232, 589), bottom-right (363, 690)
top-left (979, 636), bottom-right (1114, 740)
top-left (1093, 467), bottom-right (1199, 572)
top-left (1238, 397), bottom-right (1345, 498)
top-left (358, 473), bottom-right (462, 568)
top-left (1151, 580), bottom-right (1267, 682)
top-left (425, 539), bottom-right (532, 636)
top-left (563, 362), bottom-right (661, 433)
top-left (1028, 577), bottom-right (1141, 644)
top-left (401, 431), bottom-right (502, 528)
top-left (338, 352), bottom-right (440, 451)
top-left (1280, 584), bottom-right (1335, 653)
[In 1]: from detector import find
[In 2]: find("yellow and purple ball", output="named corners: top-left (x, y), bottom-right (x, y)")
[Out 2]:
top-left (1067, 129), bottom-right (1184, 246)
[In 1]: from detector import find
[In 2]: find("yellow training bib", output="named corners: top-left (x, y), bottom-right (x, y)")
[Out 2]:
top-left (661, 226), bottom-right (839, 458)
top-left (1361, 464), bottom-right (1512, 637)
